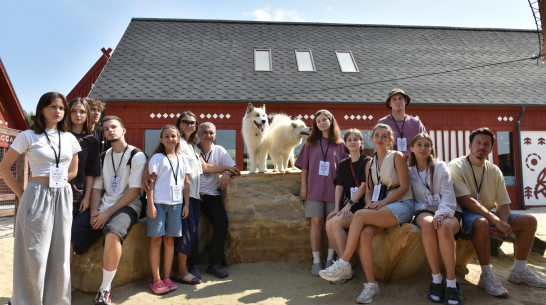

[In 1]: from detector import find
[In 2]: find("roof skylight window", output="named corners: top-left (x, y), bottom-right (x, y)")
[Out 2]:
top-left (254, 49), bottom-right (272, 71)
top-left (336, 51), bottom-right (358, 72)
top-left (295, 50), bottom-right (315, 71)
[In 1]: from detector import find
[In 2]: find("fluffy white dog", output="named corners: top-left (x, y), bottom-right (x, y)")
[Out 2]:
top-left (266, 114), bottom-right (311, 173)
top-left (242, 103), bottom-right (269, 173)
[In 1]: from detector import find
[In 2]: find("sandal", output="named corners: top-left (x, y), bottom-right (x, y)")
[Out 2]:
top-left (444, 283), bottom-right (463, 305)
top-left (173, 273), bottom-right (201, 285)
top-left (150, 280), bottom-right (169, 295)
top-left (426, 280), bottom-right (445, 303)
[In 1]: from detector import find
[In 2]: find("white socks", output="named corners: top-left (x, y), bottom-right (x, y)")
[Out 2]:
top-left (327, 248), bottom-right (335, 261)
top-left (480, 264), bottom-right (493, 275)
top-left (100, 268), bottom-right (117, 291)
top-left (312, 251), bottom-right (321, 264)
top-left (338, 258), bottom-right (350, 268)
top-left (431, 273), bottom-right (442, 284)
top-left (513, 259), bottom-right (527, 273)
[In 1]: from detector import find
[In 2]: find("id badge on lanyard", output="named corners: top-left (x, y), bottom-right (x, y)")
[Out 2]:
top-left (475, 193), bottom-right (481, 204)
top-left (397, 138), bottom-right (407, 152)
top-left (49, 166), bottom-right (65, 188)
top-left (426, 194), bottom-right (441, 207)
top-left (372, 184), bottom-right (382, 202)
top-left (172, 185), bottom-right (182, 202)
top-left (350, 186), bottom-right (358, 200)
top-left (319, 160), bottom-right (330, 176)
top-left (110, 177), bottom-right (121, 195)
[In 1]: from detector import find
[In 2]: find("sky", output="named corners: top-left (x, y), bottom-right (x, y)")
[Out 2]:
top-left (0, 0), bottom-right (540, 113)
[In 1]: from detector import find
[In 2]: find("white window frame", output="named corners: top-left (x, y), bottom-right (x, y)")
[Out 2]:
top-left (335, 50), bottom-right (359, 72)
top-left (294, 50), bottom-right (316, 72)
top-left (254, 49), bottom-right (272, 71)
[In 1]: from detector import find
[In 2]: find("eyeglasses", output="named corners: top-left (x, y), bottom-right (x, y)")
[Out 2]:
top-left (180, 119), bottom-right (196, 126)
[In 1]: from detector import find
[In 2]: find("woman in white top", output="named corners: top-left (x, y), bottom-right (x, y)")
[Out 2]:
top-left (409, 133), bottom-right (463, 304)
top-left (0, 92), bottom-right (80, 305)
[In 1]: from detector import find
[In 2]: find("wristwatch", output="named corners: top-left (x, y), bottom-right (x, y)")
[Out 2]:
top-left (348, 199), bottom-right (354, 206)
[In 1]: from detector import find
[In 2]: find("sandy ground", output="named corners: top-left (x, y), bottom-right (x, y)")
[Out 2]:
top-left (1, 208), bottom-right (545, 305)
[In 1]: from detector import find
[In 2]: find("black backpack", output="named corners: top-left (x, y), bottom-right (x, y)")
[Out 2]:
top-left (100, 147), bottom-right (148, 219)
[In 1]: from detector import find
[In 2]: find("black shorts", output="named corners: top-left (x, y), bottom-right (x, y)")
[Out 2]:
top-left (413, 210), bottom-right (463, 240)
top-left (71, 206), bottom-right (138, 254)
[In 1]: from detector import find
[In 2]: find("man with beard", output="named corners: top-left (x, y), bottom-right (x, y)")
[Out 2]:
top-left (448, 127), bottom-right (546, 298)
top-left (71, 115), bottom-right (146, 305)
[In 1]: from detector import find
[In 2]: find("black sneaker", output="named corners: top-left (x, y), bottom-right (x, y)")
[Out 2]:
top-left (94, 289), bottom-right (112, 305)
top-left (207, 264), bottom-right (229, 278)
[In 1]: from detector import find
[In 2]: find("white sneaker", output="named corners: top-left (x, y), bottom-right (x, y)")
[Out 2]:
top-left (478, 272), bottom-right (508, 297)
top-left (508, 267), bottom-right (546, 288)
top-left (318, 260), bottom-right (352, 282)
top-left (356, 282), bottom-right (380, 304)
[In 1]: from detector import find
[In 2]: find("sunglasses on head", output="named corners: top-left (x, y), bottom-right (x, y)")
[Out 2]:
top-left (181, 119), bottom-right (196, 126)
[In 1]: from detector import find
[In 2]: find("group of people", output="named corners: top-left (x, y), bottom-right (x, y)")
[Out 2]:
top-left (0, 93), bottom-right (238, 305)
top-left (295, 89), bottom-right (546, 304)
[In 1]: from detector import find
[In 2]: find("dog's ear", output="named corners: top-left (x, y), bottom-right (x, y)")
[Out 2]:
top-left (291, 122), bottom-right (298, 128)
top-left (261, 104), bottom-right (266, 111)
top-left (247, 103), bottom-right (254, 113)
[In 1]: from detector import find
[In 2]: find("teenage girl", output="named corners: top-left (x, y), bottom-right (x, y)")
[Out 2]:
top-left (147, 125), bottom-right (190, 294)
top-left (295, 109), bottom-right (348, 276)
top-left (409, 133), bottom-right (463, 304)
top-left (68, 98), bottom-right (101, 264)
top-left (0, 92), bottom-right (81, 305)
top-left (319, 123), bottom-right (414, 304)
top-left (325, 129), bottom-right (371, 271)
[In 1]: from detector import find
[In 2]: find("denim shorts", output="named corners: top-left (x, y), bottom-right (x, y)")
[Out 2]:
top-left (147, 203), bottom-right (183, 237)
top-left (461, 209), bottom-right (520, 237)
top-left (304, 200), bottom-right (335, 218)
top-left (385, 199), bottom-right (415, 226)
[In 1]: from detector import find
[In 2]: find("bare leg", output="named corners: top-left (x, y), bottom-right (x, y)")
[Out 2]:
top-left (149, 236), bottom-right (162, 282)
top-left (471, 217), bottom-right (490, 265)
top-left (310, 216), bottom-right (324, 252)
top-left (416, 213), bottom-right (441, 275)
top-left (325, 214), bottom-right (353, 256)
top-left (357, 225), bottom-right (383, 283)
top-left (437, 217), bottom-right (460, 280)
top-left (510, 214), bottom-right (537, 260)
top-left (103, 233), bottom-right (122, 271)
top-left (163, 236), bottom-right (175, 279)
top-left (176, 253), bottom-right (190, 278)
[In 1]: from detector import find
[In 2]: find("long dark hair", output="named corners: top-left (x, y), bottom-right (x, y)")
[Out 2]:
top-left (151, 125), bottom-right (181, 156)
top-left (31, 92), bottom-right (69, 134)
top-left (408, 133), bottom-right (436, 191)
top-left (176, 111), bottom-right (199, 145)
top-left (68, 98), bottom-right (93, 135)
top-left (306, 109), bottom-right (342, 146)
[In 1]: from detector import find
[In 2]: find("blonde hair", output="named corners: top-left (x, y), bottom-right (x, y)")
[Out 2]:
top-left (371, 123), bottom-right (394, 150)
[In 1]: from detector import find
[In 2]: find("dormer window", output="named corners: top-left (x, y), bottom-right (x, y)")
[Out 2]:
top-left (295, 50), bottom-right (316, 71)
top-left (335, 51), bottom-right (358, 72)
top-left (254, 49), bottom-right (272, 71)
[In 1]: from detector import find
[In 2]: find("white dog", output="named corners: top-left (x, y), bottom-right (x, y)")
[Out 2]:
top-left (266, 114), bottom-right (311, 173)
top-left (242, 103), bottom-right (269, 173)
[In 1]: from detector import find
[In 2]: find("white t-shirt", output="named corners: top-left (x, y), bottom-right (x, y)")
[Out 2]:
top-left (10, 129), bottom-right (81, 178)
top-left (93, 145), bottom-right (146, 213)
top-left (196, 144), bottom-right (236, 196)
top-left (177, 140), bottom-right (202, 199)
top-left (148, 152), bottom-right (190, 205)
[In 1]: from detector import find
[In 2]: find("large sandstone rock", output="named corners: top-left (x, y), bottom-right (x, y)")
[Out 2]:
top-left (71, 219), bottom-right (150, 293)
top-left (224, 172), bottom-right (311, 264)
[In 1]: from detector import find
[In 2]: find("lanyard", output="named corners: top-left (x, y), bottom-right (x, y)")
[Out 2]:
top-left (390, 114), bottom-right (407, 138)
top-left (319, 138), bottom-right (330, 162)
top-left (466, 156), bottom-right (485, 194)
top-left (349, 159), bottom-right (360, 186)
top-left (417, 166), bottom-right (432, 193)
top-left (371, 154), bottom-right (381, 185)
top-left (200, 148), bottom-right (212, 164)
top-left (166, 154), bottom-right (180, 185)
top-left (111, 145), bottom-right (128, 178)
top-left (44, 129), bottom-right (61, 167)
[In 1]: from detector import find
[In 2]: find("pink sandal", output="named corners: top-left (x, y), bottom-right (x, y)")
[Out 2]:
top-left (163, 278), bottom-right (178, 291)
top-left (150, 280), bottom-right (169, 295)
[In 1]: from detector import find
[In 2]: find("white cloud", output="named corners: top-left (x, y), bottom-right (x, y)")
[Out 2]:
top-left (325, 6), bottom-right (333, 11)
top-left (249, 7), bottom-right (304, 22)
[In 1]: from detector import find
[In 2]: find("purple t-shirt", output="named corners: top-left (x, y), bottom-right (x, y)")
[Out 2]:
top-left (377, 114), bottom-right (427, 156)
top-left (295, 137), bottom-right (348, 202)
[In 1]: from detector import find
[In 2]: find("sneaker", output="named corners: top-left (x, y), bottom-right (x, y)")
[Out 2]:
top-left (94, 289), bottom-right (112, 305)
top-left (356, 282), bottom-right (380, 304)
top-left (163, 278), bottom-right (178, 292)
top-left (318, 260), bottom-right (351, 282)
top-left (311, 262), bottom-right (322, 277)
top-left (325, 259), bottom-right (334, 269)
top-left (478, 272), bottom-right (508, 297)
top-left (444, 282), bottom-right (463, 305)
top-left (150, 280), bottom-right (169, 295)
top-left (330, 270), bottom-right (354, 284)
top-left (508, 266), bottom-right (546, 288)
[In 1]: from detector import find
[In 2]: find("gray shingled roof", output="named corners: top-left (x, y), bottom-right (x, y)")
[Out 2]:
top-left (90, 18), bottom-right (546, 106)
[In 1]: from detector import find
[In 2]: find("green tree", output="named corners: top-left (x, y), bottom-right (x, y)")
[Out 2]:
top-left (22, 109), bottom-right (34, 127)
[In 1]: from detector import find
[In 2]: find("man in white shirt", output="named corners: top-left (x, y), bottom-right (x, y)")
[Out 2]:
top-left (188, 122), bottom-right (237, 278)
top-left (72, 115), bottom-right (146, 305)
top-left (448, 127), bottom-right (546, 298)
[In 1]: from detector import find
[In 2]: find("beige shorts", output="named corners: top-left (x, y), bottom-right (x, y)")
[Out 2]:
top-left (304, 200), bottom-right (335, 218)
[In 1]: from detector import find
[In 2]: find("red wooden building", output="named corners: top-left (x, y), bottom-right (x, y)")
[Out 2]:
top-left (89, 19), bottom-right (546, 209)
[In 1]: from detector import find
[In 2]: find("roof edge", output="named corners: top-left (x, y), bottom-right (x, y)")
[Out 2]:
top-left (130, 17), bottom-right (537, 33)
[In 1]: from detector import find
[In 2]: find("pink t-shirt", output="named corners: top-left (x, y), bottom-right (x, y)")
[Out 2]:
top-left (295, 137), bottom-right (348, 202)
top-left (377, 114), bottom-right (427, 156)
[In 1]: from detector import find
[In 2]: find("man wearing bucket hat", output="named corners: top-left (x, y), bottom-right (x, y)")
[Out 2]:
top-left (377, 89), bottom-right (427, 156)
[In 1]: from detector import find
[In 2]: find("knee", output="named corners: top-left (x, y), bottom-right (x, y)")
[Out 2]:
top-left (163, 236), bottom-right (175, 246)
top-left (105, 232), bottom-right (121, 245)
top-left (325, 218), bottom-right (338, 232)
top-left (311, 217), bottom-right (324, 228)
top-left (150, 236), bottom-right (162, 246)
top-left (419, 220), bottom-right (434, 233)
top-left (472, 217), bottom-right (489, 234)
top-left (360, 228), bottom-right (374, 242)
